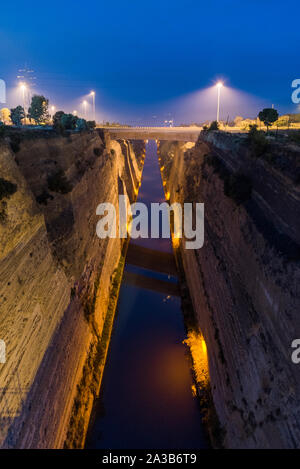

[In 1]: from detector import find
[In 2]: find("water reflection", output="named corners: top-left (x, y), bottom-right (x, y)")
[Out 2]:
top-left (86, 140), bottom-right (208, 449)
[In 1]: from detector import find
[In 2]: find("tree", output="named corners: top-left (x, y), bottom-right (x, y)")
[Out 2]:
top-left (76, 118), bottom-right (88, 131)
top-left (258, 108), bottom-right (279, 131)
top-left (61, 113), bottom-right (78, 130)
top-left (86, 120), bottom-right (96, 130)
top-left (10, 106), bottom-right (25, 126)
top-left (53, 111), bottom-right (65, 127)
top-left (28, 95), bottom-right (50, 124)
top-left (0, 108), bottom-right (10, 124)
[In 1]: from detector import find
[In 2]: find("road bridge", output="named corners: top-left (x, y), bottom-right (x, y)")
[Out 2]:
top-left (99, 126), bottom-right (202, 142)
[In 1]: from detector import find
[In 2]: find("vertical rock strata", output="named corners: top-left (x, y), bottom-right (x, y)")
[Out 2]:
top-left (0, 131), bottom-right (144, 448)
top-left (158, 133), bottom-right (300, 448)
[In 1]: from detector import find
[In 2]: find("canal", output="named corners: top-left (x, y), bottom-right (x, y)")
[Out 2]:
top-left (85, 140), bottom-right (208, 449)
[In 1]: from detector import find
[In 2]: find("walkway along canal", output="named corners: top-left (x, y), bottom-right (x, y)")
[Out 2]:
top-left (85, 140), bottom-right (208, 449)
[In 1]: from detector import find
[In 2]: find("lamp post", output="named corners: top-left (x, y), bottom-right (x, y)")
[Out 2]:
top-left (216, 82), bottom-right (223, 122)
top-left (90, 91), bottom-right (95, 122)
top-left (20, 83), bottom-right (27, 110)
top-left (82, 100), bottom-right (87, 118)
top-left (19, 83), bottom-right (27, 124)
top-left (51, 105), bottom-right (55, 120)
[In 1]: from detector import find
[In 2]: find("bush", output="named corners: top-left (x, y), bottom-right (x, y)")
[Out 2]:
top-left (205, 153), bottom-right (229, 180)
top-left (9, 135), bottom-right (21, 153)
top-left (0, 177), bottom-right (17, 200)
top-left (47, 169), bottom-right (73, 194)
top-left (224, 172), bottom-right (252, 205)
top-left (76, 118), bottom-right (88, 132)
top-left (0, 122), bottom-right (5, 138)
top-left (53, 111), bottom-right (65, 126)
top-left (87, 120), bottom-right (96, 130)
top-left (248, 124), bottom-right (268, 157)
top-left (289, 131), bottom-right (300, 144)
top-left (208, 121), bottom-right (219, 131)
top-left (61, 113), bottom-right (78, 130)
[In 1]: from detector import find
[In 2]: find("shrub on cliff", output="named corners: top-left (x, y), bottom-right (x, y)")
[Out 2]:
top-left (9, 134), bottom-right (21, 153)
top-left (61, 113), bottom-right (78, 130)
top-left (52, 111), bottom-right (66, 133)
top-left (47, 169), bottom-right (73, 194)
top-left (205, 153), bottom-right (229, 180)
top-left (207, 121), bottom-right (219, 131)
top-left (289, 130), bottom-right (300, 145)
top-left (248, 124), bottom-right (268, 157)
top-left (87, 120), bottom-right (96, 130)
top-left (0, 177), bottom-right (17, 200)
top-left (224, 172), bottom-right (252, 205)
top-left (0, 122), bottom-right (5, 138)
top-left (76, 118), bottom-right (88, 132)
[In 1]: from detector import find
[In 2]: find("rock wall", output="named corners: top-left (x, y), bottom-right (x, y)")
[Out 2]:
top-left (158, 133), bottom-right (300, 448)
top-left (0, 131), bottom-right (144, 448)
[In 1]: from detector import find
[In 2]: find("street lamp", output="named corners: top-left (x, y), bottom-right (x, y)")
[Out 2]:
top-left (216, 82), bottom-right (223, 122)
top-left (73, 110), bottom-right (77, 116)
top-left (19, 83), bottom-right (27, 124)
top-left (82, 100), bottom-right (87, 118)
top-left (51, 105), bottom-right (55, 118)
top-left (90, 91), bottom-right (96, 122)
top-left (19, 82), bottom-right (27, 112)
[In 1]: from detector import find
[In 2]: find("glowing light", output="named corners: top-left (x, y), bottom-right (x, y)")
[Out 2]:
top-left (19, 82), bottom-right (28, 121)
top-left (216, 81), bottom-right (224, 122)
top-left (82, 100), bottom-right (88, 118)
top-left (183, 332), bottom-right (209, 388)
top-left (201, 337), bottom-right (207, 355)
top-left (90, 91), bottom-right (96, 121)
top-left (172, 236), bottom-right (180, 249)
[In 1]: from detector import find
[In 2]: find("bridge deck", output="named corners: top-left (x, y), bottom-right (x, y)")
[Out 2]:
top-left (126, 243), bottom-right (177, 276)
top-left (124, 271), bottom-right (179, 297)
top-left (100, 126), bottom-right (201, 142)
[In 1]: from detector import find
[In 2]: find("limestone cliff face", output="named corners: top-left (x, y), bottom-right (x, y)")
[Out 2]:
top-left (0, 131), bottom-right (144, 448)
top-left (158, 133), bottom-right (300, 449)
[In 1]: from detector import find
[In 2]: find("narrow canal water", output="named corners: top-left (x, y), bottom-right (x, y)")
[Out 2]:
top-left (86, 140), bottom-right (208, 449)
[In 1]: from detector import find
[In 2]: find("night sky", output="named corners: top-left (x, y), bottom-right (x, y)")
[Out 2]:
top-left (1, 0), bottom-right (300, 123)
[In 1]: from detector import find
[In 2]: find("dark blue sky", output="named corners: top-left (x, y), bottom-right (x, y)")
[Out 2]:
top-left (1, 0), bottom-right (299, 123)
